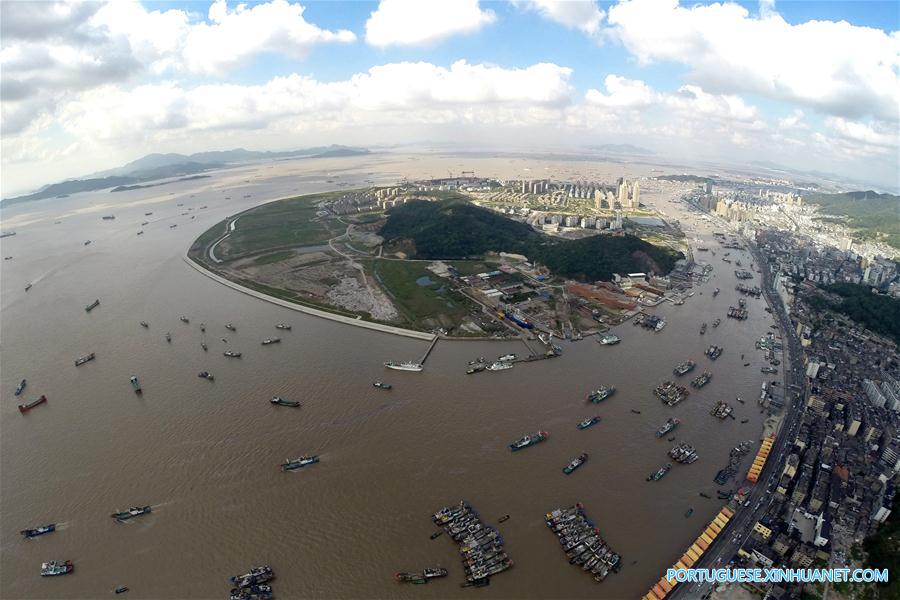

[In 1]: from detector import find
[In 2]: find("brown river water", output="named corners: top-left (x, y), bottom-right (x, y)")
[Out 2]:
top-left (1, 156), bottom-right (776, 599)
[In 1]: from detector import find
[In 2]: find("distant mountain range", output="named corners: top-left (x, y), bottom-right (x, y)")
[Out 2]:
top-left (3, 145), bottom-right (370, 205)
top-left (585, 144), bottom-right (656, 156)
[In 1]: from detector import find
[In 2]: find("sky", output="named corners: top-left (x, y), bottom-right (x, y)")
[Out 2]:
top-left (1, 0), bottom-right (898, 196)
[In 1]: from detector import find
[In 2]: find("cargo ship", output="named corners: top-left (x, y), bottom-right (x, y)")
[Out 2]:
top-left (563, 453), bottom-right (588, 474)
top-left (597, 334), bottom-right (621, 345)
top-left (270, 397), bottom-right (301, 407)
top-left (509, 431), bottom-right (549, 451)
top-left (21, 524), bottom-right (55, 539)
top-left (384, 361), bottom-right (423, 372)
top-left (41, 561), bottom-right (73, 576)
top-left (129, 376), bottom-right (141, 393)
top-left (281, 455), bottom-right (319, 471)
top-left (647, 463), bottom-right (672, 481)
top-left (691, 371), bottom-right (712, 388)
top-left (673, 360), bottom-right (696, 376)
top-left (504, 310), bottom-right (534, 329)
top-left (655, 417), bottom-right (680, 438)
top-left (576, 416), bottom-right (601, 430)
top-left (85, 299), bottom-right (100, 312)
top-left (111, 506), bottom-right (152, 521)
top-left (705, 345), bottom-right (723, 360)
top-left (486, 361), bottom-right (513, 371)
top-left (586, 386), bottom-right (615, 403)
top-left (15, 379), bottom-right (26, 396)
top-left (74, 352), bottom-right (95, 366)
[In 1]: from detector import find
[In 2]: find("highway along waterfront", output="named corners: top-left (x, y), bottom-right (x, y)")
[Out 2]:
top-left (1, 158), bottom-right (778, 599)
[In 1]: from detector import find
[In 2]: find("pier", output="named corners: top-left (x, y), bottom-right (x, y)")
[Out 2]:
top-left (419, 336), bottom-right (440, 364)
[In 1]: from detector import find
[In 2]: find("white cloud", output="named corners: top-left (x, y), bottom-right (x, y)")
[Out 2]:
top-left (514, 0), bottom-right (605, 35)
top-left (365, 0), bottom-right (496, 47)
top-left (777, 109), bottom-right (806, 130)
top-left (585, 75), bottom-right (656, 108)
top-left (606, 0), bottom-right (900, 122)
top-left (825, 116), bottom-right (898, 149)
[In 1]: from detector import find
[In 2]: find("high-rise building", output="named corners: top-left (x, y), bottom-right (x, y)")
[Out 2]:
top-left (594, 189), bottom-right (604, 210)
top-left (705, 180), bottom-right (713, 195)
top-left (617, 180), bottom-right (627, 207)
top-left (521, 180), bottom-right (528, 194)
top-left (631, 181), bottom-right (640, 208)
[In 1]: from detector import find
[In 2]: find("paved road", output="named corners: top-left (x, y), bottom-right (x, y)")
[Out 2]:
top-left (669, 237), bottom-right (808, 599)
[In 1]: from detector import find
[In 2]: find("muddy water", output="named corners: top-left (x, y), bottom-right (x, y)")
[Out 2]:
top-left (1, 156), bottom-right (774, 599)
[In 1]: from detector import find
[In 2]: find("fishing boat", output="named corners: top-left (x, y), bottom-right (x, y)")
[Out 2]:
top-left (281, 455), bottom-right (319, 471)
top-left (597, 334), bottom-right (621, 345)
top-left (85, 299), bottom-right (100, 312)
top-left (223, 351), bottom-right (242, 358)
top-left (563, 453), bottom-right (588, 474)
top-left (165, 332), bottom-right (171, 342)
top-left (15, 379), bottom-right (26, 396)
top-left (270, 397), bottom-right (301, 407)
top-left (486, 361), bottom-right (513, 371)
top-left (630, 409), bottom-right (642, 414)
top-left (18, 395), bottom-right (47, 413)
top-left (199, 323), bottom-right (206, 332)
top-left (699, 492), bottom-right (712, 499)
top-left (509, 430), bottom-right (549, 451)
top-left (700, 323), bottom-right (707, 335)
top-left (260, 338), bottom-right (280, 345)
top-left (21, 524), bottom-right (55, 539)
top-left (74, 352), bottom-right (95, 366)
top-left (275, 323), bottom-right (292, 330)
top-left (180, 316), bottom-right (189, 323)
top-left (647, 463), bottom-right (672, 481)
top-left (498, 353), bottom-right (517, 362)
top-left (712, 288), bottom-right (720, 296)
top-left (140, 321), bottom-right (149, 328)
top-left (712, 318), bottom-right (721, 327)
top-left (201, 342), bottom-right (208, 351)
top-left (384, 361), bottom-right (423, 372)
top-left (395, 572), bottom-right (427, 584)
top-left (198, 371), bottom-right (214, 380)
top-left (114, 586), bottom-right (129, 594)
top-left (225, 323), bottom-right (236, 331)
top-left (655, 417), bottom-right (680, 438)
top-left (40, 561), bottom-right (73, 576)
top-left (129, 376), bottom-right (141, 393)
top-left (84, 240), bottom-right (92, 245)
top-left (430, 531), bottom-right (443, 540)
top-left (111, 506), bottom-right (152, 521)
top-left (586, 386), bottom-right (615, 403)
top-left (424, 568), bottom-right (448, 579)
top-left (498, 515), bottom-right (510, 523)
top-left (25, 283), bottom-right (32, 291)
top-left (373, 381), bottom-right (392, 390)
top-left (576, 416), bottom-right (601, 430)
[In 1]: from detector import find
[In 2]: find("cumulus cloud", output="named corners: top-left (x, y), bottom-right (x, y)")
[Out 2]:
top-left (513, 0), bottom-right (605, 35)
top-left (585, 75), bottom-right (656, 108)
top-left (825, 116), bottom-right (899, 149)
top-left (606, 0), bottom-right (900, 122)
top-left (365, 0), bottom-right (496, 47)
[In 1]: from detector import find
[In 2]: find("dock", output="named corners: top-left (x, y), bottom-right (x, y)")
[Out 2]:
top-left (419, 336), bottom-right (439, 365)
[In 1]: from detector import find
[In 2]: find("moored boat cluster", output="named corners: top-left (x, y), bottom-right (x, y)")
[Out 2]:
top-left (432, 501), bottom-right (512, 585)
top-left (229, 565), bottom-right (274, 600)
top-left (544, 504), bottom-right (620, 583)
top-left (654, 380), bottom-right (689, 406)
top-left (668, 442), bottom-right (698, 464)
top-left (711, 400), bottom-right (734, 420)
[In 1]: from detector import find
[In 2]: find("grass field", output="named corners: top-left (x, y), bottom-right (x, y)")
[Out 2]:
top-left (373, 259), bottom-right (472, 328)
top-left (252, 250), bottom-right (295, 265)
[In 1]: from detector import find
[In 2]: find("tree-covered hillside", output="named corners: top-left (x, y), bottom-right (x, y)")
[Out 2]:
top-left (533, 234), bottom-right (683, 281)
top-left (806, 191), bottom-right (900, 250)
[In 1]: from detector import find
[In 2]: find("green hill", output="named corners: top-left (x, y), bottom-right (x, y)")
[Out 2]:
top-left (380, 200), bottom-right (683, 280)
top-left (806, 191), bottom-right (900, 250)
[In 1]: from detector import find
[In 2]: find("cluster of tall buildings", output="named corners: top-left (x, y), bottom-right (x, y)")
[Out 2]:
top-left (515, 177), bottom-right (641, 212)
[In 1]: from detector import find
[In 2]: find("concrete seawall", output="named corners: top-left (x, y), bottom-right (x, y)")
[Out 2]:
top-left (183, 256), bottom-right (436, 341)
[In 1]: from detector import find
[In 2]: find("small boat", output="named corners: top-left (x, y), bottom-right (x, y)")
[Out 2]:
top-left (498, 353), bottom-right (517, 362)
top-left (270, 397), bottom-right (301, 407)
top-left (115, 586), bottom-right (129, 594)
top-left (74, 352), bottom-right (95, 366)
top-left (700, 323), bottom-right (707, 335)
top-left (430, 531), bottom-right (443, 540)
top-left (576, 416), bottom-right (601, 430)
top-left (145, 212), bottom-right (153, 216)
top-left (667, 435), bottom-right (676, 442)
top-left (384, 361), bottom-right (423, 372)
top-left (741, 418), bottom-right (749, 424)
top-left (141, 221), bottom-right (149, 226)
top-left (630, 409), bottom-right (642, 414)
top-left (597, 334), bottom-right (621, 345)
top-left (498, 515), bottom-right (510, 523)
top-left (281, 455), bottom-right (319, 471)
top-left (169, 224), bottom-right (177, 229)
top-left (699, 492), bottom-right (712, 499)
top-left (509, 431), bottom-right (549, 451)
top-left (486, 361), bottom-right (513, 371)
top-left (25, 283), bottom-right (32, 291)
top-left (225, 323), bottom-right (236, 331)
top-left (685, 508), bottom-right (694, 518)
top-left (198, 371), bottom-right (214, 380)
top-left (373, 381), bottom-right (392, 390)
top-left (743, 362), bottom-right (751, 367)
top-left (275, 323), bottom-right (292, 330)
top-left (18, 395), bottom-right (47, 413)
top-left (165, 332), bottom-right (171, 342)
top-left (712, 318), bottom-right (721, 327)
top-left (84, 240), bottom-right (92, 246)
top-left (85, 299), bottom-right (100, 312)
top-left (40, 560), bottom-right (73, 576)
top-left (647, 463), bottom-right (672, 481)
top-left (21, 524), bottom-right (56, 539)
top-left (395, 572), bottom-right (427, 584)
top-left (180, 316), bottom-right (189, 323)
top-left (260, 338), bottom-right (280, 345)
top-left (587, 386), bottom-right (615, 403)
top-left (15, 379), bottom-right (26, 396)
top-left (563, 453), bottom-right (588, 474)
top-left (423, 568), bottom-right (448, 579)
top-left (201, 342), bottom-right (208, 351)
top-left (140, 321), bottom-right (149, 328)
top-left (130, 376), bottom-right (142, 393)
top-left (199, 323), bottom-right (206, 332)
top-left (111, 506), bottom-right (152, 521)
top-left (224, 351), bottom-right (242, 358)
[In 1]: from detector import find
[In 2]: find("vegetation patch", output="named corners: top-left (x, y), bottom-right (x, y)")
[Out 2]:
top-left (825, 283), bottom-right (900, 344)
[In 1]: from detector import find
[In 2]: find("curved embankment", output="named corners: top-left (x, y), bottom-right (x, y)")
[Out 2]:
top-left (183, 256), bottom-right (435, 341)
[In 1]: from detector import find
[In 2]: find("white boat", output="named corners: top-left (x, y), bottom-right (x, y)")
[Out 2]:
top-left (384, 361), bottom-right (423, 372)
top-left (655, 320), bottom-right (667, 331)
top-left (498, 353), bottom-right (517, 362)
top-left (486, 361), bottom-right (513, 371)
top-left (597, 334), bottom-right (620, 345)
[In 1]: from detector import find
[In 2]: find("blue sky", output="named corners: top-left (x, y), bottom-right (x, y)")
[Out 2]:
top-left (1, 0), bottom-right (898, 195)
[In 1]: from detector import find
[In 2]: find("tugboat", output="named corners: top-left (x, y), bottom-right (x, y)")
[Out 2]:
top-left (373, 381), bottom-right (392, 390)
top-left (275, 323), bottom-right (292, 330)
top-left (486, 361), bottom-right (513, 371)
top-left (509, 431), bottom-right (549, 451)
top-left (673, 360), bottom-right (696, 376)
top-left (85, 299), bottom-right (100, 312)
top-left (140, 321), bottom-right (149, 328)
top-left (597, 333), bottom-right (621, 345)
top-left (647, 463), bottom-right (672, 481)
top-left (198, 371), bottom-right (214, 381)
top-left (270, 397), bottom-right (301, 407)
top-left (74, 352), bottom-right (95, 366)
top-left (655, 417), bottom-right (680, 438)
top-left (21, 524), bottom-right (56, 539)
top-left (281, 455), bottom-right (319, 471)
top-left (225, 323), bottom-right (236, 331)
top-left (576, 416), bottom-right (601, 430)
top-left (18, 395), bottom-right (48, 413)
top-left (563, 453), bottom-right (588, 474)
top-left (260, 338), bottom-right (280, 345)
top-left (223, 351), bottom-right (242, 358)
top-left (498, 353), bottom-right (517, 362)
top-left (111, 506), bottom-right (152, 521)
top-left (15, 379), bottom-right (26, 396)
top-left (384, 361), bottom-right (423, 372)
top-left (129, 376), bottom-right (142, 393)
top-left (180, 316), bottom-right (189, 323)
top-left (586, 386), bottom-right (615, 403)
top-left (40, 561), bottom-right (73, 576)
top-left (700, 323), bottom-right (707, 335)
